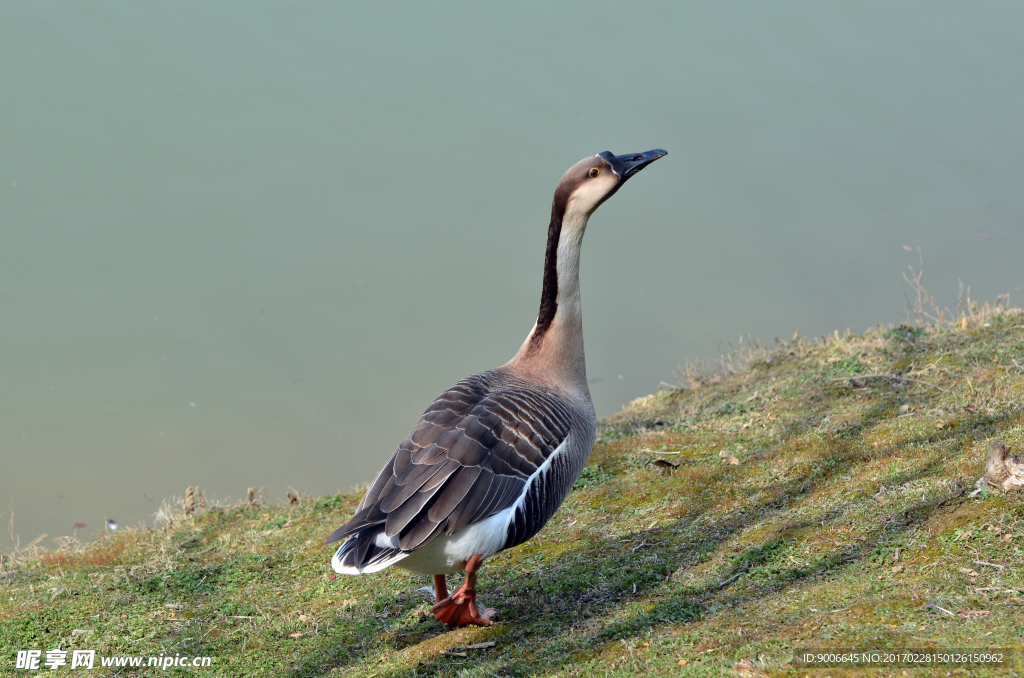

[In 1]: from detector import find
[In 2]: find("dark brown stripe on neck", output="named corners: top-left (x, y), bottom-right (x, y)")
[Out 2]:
top-left (532, 183), bottom-right (572, 342)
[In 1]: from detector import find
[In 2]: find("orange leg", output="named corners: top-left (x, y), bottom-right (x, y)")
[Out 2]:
top-left (433, 574), bottom-right (448, 603)
top-left (430, 553), bottom-right (497, 626)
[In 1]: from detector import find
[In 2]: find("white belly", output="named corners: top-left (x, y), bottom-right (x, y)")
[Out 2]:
top-left (395, 508), bottom-right (512, 575)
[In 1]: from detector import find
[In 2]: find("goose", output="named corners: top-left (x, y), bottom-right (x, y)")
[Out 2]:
top-left (327, 148), bottom-right (667, 626)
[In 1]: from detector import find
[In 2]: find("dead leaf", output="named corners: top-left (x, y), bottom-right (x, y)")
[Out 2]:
top-left (289, 632), bottom-right (303, 639)
top-left (982, 442), bottom-right (1024, 492)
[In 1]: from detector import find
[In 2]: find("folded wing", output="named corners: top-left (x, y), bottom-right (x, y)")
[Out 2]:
top-left (327, 370), bottom-right (573, 560)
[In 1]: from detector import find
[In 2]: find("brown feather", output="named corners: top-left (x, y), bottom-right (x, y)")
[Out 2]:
top-left (391, 444), bottom-right (414, 477)
top-left (380, 460), bottom-right (452, 513)
top-left (385, 483), bottom-right (439, 537)
top-left (356, 455), bottom-right (397, 510)
top-left (392, 454), bottom-right (443, 488)
top-left (428, 465), bottom-right (484, 523)
top-left (418, 458), bottom-right (461, 493)
top-left (399, 514), bottom-right (445, 551)
top-left (409, 421), bottom-right (448, 449)
top-left (443, 471), bottom-right (494, 532)
top-left (444, 428), bottom-right (491, 467)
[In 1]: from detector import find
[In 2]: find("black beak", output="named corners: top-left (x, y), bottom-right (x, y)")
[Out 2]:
top-left (599, 149), bottom-right (667, 181)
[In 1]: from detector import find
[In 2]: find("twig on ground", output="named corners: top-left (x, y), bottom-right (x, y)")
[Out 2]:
top-left (449, 642), bottom-right (497, 651)
top-left (924, 602), bottom-right (955, 617)
top-left (716, 570), bottom-right (746, 590)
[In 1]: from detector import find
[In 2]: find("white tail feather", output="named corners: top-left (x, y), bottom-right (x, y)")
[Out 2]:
top-left (331, 534), bottom-right (408, 575)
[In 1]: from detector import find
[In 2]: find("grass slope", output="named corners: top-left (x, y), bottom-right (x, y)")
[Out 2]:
top-left (2, 309), bottom-right (1023, 677)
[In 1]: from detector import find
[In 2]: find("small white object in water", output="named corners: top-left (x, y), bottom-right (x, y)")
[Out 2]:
top-left (189, 402), bottom-right (197, 408)
top-left (106, 519), bottom-right (118, 531)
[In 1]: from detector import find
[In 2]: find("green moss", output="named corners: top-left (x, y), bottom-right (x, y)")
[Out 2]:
top-left (573, 464), bottom-right (615, 489)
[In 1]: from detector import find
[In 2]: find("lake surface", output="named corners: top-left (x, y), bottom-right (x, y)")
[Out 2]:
top-left (2, 2), bottom-right (1022, 548)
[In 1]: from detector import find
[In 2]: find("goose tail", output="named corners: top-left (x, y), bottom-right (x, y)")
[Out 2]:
top-left (331, 529), bottom-right (408, 575)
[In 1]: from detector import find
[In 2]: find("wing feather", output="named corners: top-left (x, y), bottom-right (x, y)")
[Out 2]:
top-left (399, 516), bottom-right (445, 551)
top-left (380, 459), bottom-right (451, 513)
top-left (381, 458), bottom-right (459, 515)
top-left (428, 465), bottom-right (484, 523)
top-left (408, 421), bottom-right (447, 449)
top-left (391, 444), bottom-right (415, 477)
top-left (442, 471), bottom-right (494, 531)
top-left (419, 457), bottom-right (462, 492)
top-left (384, 477), bottom-right (441, 537)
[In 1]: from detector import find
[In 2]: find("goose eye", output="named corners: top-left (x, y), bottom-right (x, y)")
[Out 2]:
top-left (588, 168), bottom-right (600, 178)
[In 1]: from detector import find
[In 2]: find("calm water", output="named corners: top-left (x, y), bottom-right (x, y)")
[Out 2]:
top-left (2, 2), bottom-right (1022, 548)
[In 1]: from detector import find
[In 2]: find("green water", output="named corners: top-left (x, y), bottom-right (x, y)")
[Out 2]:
top-left (2, 2), bottom-right (1021, 547)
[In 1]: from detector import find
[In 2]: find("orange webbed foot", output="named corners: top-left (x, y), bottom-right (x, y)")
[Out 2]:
top-left (431, 595), bottom-right (496, 626)
top-left (430, 553), bottom-right (495, 627)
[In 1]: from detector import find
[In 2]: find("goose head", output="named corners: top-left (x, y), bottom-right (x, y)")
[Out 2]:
top-left (554, 149), bottom-right (667, 223)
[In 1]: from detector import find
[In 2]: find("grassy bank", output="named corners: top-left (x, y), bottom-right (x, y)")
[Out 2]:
top-left (2, 306), bottom-right (1023, 677)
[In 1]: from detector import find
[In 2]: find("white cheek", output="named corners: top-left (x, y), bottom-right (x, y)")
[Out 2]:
top-left (568, 177), bottom-right (617, 215)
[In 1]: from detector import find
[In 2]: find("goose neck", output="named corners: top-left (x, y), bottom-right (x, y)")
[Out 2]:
top-left (507, 209), bottom-right (590, 395)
